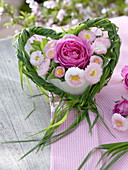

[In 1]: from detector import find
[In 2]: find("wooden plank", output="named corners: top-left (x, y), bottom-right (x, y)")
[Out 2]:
top-left (0, 38), bottom-right (50, 170)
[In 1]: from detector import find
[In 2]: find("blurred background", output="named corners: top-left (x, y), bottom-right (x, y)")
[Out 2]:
top-left (0, 0), bottom-right (128, 39)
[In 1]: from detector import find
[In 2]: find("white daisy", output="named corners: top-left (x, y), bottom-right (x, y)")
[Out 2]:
top-left (65, 67), bottom-right (86, 87)
top-left (90, 55), bottom-right (103, 66)
top-left (38, 58), bottom-right (50, 77)
top-left (84, 63), bottom-right (102, 84)
top-left (30, 51), bottom-right (44, 66)
top-left (112, 113), bottom-right (128, 131)
top-left (78, 30), bottom-right (96, 43)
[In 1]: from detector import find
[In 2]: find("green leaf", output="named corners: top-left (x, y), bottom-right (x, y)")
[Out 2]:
top-left (25, 76), bottom-right (33, 94)
top-left (46, 68), bottom-right (57, 80)
top-left (40, 38), bottom-right (49, 53)
top-left (78, 148), bottom-right (96, 170)
top-left (25, 102), bottom-right (36, 120)
top-left (103, 149), bottom-right (128, 170)
top-left (18, 61), bottom-right (24, 89)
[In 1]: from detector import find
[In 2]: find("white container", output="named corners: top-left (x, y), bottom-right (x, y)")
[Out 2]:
top-left (49, 79), bottom-right (90, 96)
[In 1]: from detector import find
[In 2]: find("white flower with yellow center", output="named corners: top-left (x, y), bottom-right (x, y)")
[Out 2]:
top-left (38, 58), bottom-right (50, 77)
top-left (112, 113), bottom-right (128, 131)
top-left (94, 37), bottom-right (111, 49)
top-left (30, 50), bottom-right (44, 66)
top-left (90, 55), bottom-right (103, 66)
top-left (78, 30), bottom-right (96, 43)
top-left (65, 67), bottom-right (86, 87)
top-left (46, 48), bottom-right (54, 59)
top-left (44, 40), bottom-right (57, 53)
top-left (84, 63), bottom-right (102, 84)
top-left (91, 41), bottom-right (107, 55)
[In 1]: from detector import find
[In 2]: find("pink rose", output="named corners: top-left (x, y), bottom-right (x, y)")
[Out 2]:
top-left (121, 65), bottom-right (128, 90)
top-left (124, 73), bottom-right (128, 89)
top-left (54, 34), bottom-right (92, 69)
top-left (121, 65), bottom-right (128, 78)
top-left (113, 99), bottom-right (128, 117)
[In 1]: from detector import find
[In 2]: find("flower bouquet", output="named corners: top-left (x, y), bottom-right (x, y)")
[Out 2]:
top-left (13, 18), bottom-right (121, 167)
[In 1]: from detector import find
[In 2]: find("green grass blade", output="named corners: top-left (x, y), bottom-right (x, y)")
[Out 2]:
top-left (25, 76), bottom-right (33, 94)
top-left (1, 139), bottom-right (39, 144)
top-left (78, 148), bottom-right (96, 170)
top-left (18, 61), bottom-right (24, 89)
top-left (103, 149), bottom-right (128, 170)
top-left (25, 102), bottom-right (36, 120)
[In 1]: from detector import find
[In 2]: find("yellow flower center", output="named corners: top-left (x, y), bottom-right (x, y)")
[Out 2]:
top-left (90, 70), bottom-right (96, 77)
top-left (115, 120), bottom-right (122, 127)
top-left (71, 75), bottom-right (80, 81)
top-left (35, 56), bottom-right (39, 61)
top-left (49, 51), bottom-right (52, 56)
top-left (57, 69), bottom-right (63, 75)
top-left (85, 34), bottom-right (90, 39)
top-left (48, 43), bottom-right (53, 48)
top-left (94, 59), bottom-right (100, 64)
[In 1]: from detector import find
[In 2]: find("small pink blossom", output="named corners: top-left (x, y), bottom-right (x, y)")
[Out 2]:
top-left (54, 66), bottom-right (65, 78)
top-left (90, 55), bottom-right (103, 66)
top-left (112, 113), bottom-right (128, 131)
top-left (56, 9), bottom-right (67, 22)
top-left (65, 67), bottom-right (86, 87)
top-left (72, 19), bottom-right (79, 25)
top-left (91, 41), bottom-right (107, 55)
top-left (46, 48), bottom-right (55, 59)
top-left (94, 37), bottom-right (111, 49)
top-left (84, 63), bottom-right (102, 84)
top-left (30, 51), bottom-right (44, 66)
top-left (121, 65), bottom-right (128, 78)
top-left (43, 1), bottom-right (57, 9)
top-left (38, 59), bottom-right (50, 77)
top-left (44, 40), bottom-right (57, 52)
top-left (78, 30), bottom-right (96, 43)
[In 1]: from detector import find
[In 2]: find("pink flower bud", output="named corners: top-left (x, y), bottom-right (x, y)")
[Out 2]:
top-left (54, 66), bottom-right (65, 78)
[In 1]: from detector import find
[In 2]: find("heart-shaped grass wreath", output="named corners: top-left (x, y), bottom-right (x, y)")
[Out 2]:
top-left (14, 18), bottom-right (121, 159)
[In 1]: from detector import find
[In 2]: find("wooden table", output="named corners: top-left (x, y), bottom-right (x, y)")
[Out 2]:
top-left (0, 38), bottom-right (50, 170)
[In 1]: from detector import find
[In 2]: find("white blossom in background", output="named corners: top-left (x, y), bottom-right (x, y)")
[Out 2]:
top-left (124, 7), bottom-right (128, 13)
top-left (63, 0), bottom-right (72, 6)
top-left (75, 3), bottom-right (83, 9)
top-left (76, 3), bottom-right (84, 14)
top-left (72, 19), bottom-right (79, 26)
top-left (26, 0), bottom-right (44, 26)
top-left (84, 6), bottom-right (91, 15)
top-left (101, 8), bottom-right (110, 14)
top-left (0, 7), bottom-right (4, 16)
top-left (35, 21), bottom-right (43, 26)
top-left (26, 0), bottom-right (39, 15)
top-left (36, 11), bottom-right (42, 17)
top-left (110, 3), bottom-right (116, 8)
top-left (71, 12), bottom-right (75, 17)
top-left (14, 29), bottom-right (20, 36)
top-left (43, 1), bottom-right (57, 9)
top-left (45, 18), bottom-right (54, 27)
top-left (29, 1), bottom-right (38, 9)
top-left (26, 0), bottom-right (38, 8)
top-left (101, 8), bottom-right (107, 14)
top-left (125, 0), bottom-right (128, 5)
top-left (57, 9), bottom-right (67, 22)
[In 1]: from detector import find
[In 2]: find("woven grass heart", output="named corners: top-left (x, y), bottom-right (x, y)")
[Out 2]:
top-left (15, 18), bottom-right (121, 159)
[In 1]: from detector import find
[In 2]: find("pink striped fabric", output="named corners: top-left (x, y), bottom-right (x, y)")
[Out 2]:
top-left (50, 16), bottom-right (128, 170)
